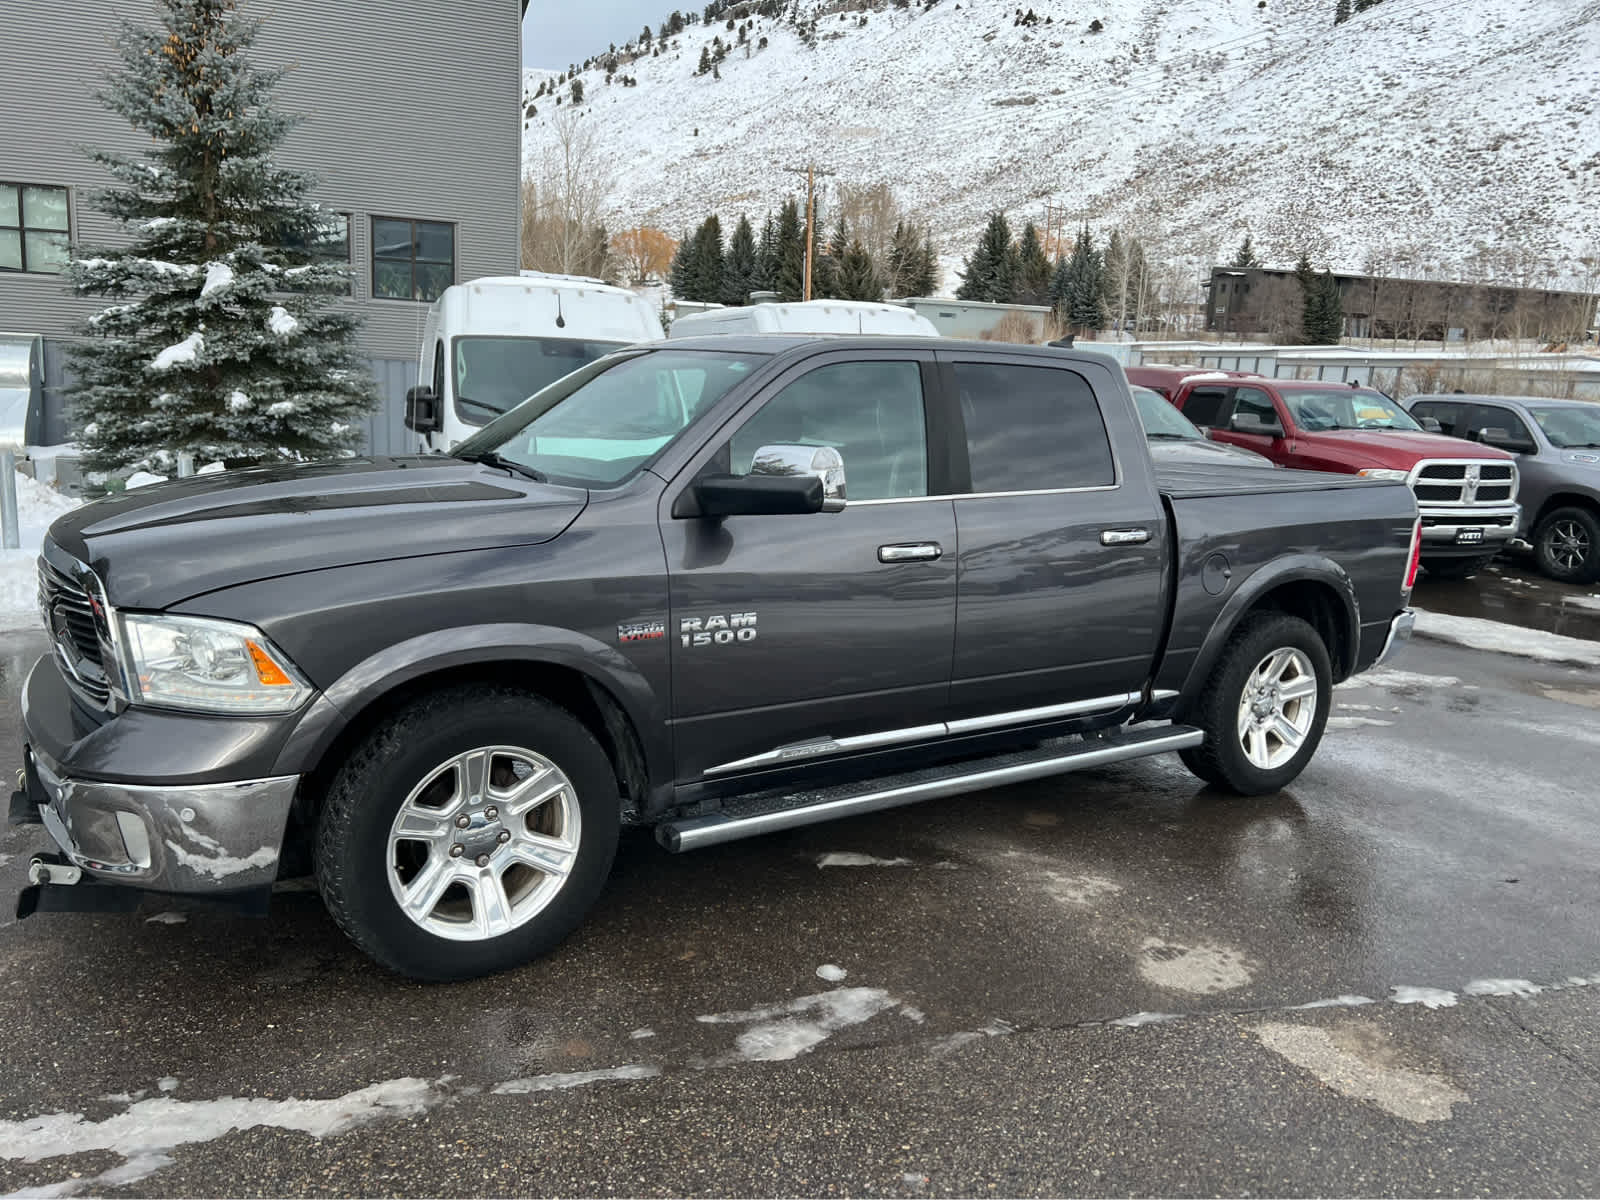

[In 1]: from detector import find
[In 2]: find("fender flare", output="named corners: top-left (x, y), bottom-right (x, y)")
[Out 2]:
top-left (1175, 556), bottom-right (1361, 711)
top-left (271, 623), bottom-right (672, 803)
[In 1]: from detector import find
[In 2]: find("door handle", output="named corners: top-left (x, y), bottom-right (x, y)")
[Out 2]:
top-left (878, 542), bottom-right (943, 563)
top-left (1100, 528), bottom-right (1151, 546)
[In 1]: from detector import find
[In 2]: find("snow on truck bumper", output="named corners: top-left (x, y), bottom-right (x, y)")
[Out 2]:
top-left (19, 746), bottom-right (297, 894)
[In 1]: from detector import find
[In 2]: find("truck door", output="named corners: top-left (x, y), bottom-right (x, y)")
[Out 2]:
top-left (941, 354), bottom-right (1167, 721)
top-left (1209, 385), bottom-right (1293, 464)
top-left (661, 350), bottom-right (958, 782)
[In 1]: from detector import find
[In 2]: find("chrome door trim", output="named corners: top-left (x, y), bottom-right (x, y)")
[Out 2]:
top-left (702, 693), bottom-right (1141, 776)
top-left (945, 693), bottom-right (1140, 736)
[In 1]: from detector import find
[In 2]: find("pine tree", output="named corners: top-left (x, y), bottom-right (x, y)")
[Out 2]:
top-left (697, 45), bottom-right (712, 73)
top-left (1048, 254), bottom-right (1071, 316)
top-left (813, 211), bottom-right (848, 299)
top-left (1015, 221), bottom-right (1052, 306)
top-left (1303, 268), bottom-right (1344, 344)
top-left (887, 220), bottom-right (915, 298)
top-left (912, 230), bottom-right (940, 297)
top-left (775, 199), bottom-right (805, 300)
top-left (668, 230), bottom-right (695, 297)
top-left (1334, 0), bottom-right (1352, 23)
top-left (68, 0), bottom-right (373, 478)
top-left (1064, 227), bottom-right (1106, 334)
top-left (722, 214), bottom-right (759, 305)
top-left (956, 212), bottom-right (1016, 303)
top-left (756, 212), bottom-right (778, 293)
top-left (1294, 253), bottom-right (1320, 343)
top-left (686, 215), bottom-right (725, 302)
top-left (1231, 234), bottom-right (1262, 268)
top-left (837, 239), bottom-right (881, 301)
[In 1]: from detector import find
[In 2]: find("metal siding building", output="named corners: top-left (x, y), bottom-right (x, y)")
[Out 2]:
top-left (1, 0), bottom-right (522, 454)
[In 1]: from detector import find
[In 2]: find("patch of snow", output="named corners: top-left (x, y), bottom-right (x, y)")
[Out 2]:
top-left (1339, 668), bottom-right (1461, 691)
top-left (816, 852), bottom-right (913, 868)
top-left (267, 306), bottom-right (300, 336)
top-left (266, 401), bottom-right (296, 417)
top-left (1389, 985), bottom-right (1459, 1009)
top-left (1138, 938), bottom-right (1255, 994)
top-left (491, 1064), bottom-right (659, 1095)
top-left (1412, 609), bottom-right (1600, 668)
top-left (1291, 994), bottom-right (1377, 1010)
top-left (0, 472), bottom-right (85, 633)
top-left (144, 912), bottom-right (186, 926)
top-left (124, 472), bottom-right (169, 489)
top-left (628, 1028), bottom-right (655, 1040)
top-left (900, 1006), bottom-right (925, 1023)
top-left (697, 987), bottom-right (900, 1063)
top-left (198, 262), bottom-right (234, 299)
top-left (816, 964), bottom-right (848, 982)
top-left (197, 462), bottom-right (225, 475)
top-left (149, 332), bottom-right (203, 372)
top-left (1110, 1011), bottom-right (1181, 1027)
top-left (0, 1077), bottom-right (444, 1196)
top-left (156, 1078), bottom-right (178, 1093)
top-left (1256, 1022), bottom-right (1468, 1123)
top-left (1463, 978), bottom-right (1542, 998)
top-left (140, 217), bottom-right (177, 232)
top-left (1327, 716), bottom-right (1395, 729)
top-left (227, 390), bottom-right (252, 412)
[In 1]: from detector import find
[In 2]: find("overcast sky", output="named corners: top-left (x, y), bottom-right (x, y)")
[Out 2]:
top-left (523, 0), bottom-right (665, 71)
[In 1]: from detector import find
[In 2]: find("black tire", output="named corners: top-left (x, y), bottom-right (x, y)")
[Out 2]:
top-left (314, 687), bottom-right (620, 981)
top-left (1419, 554), bottom-right (1497, 581)
top-left (1532, 505), bottom-right (1600, 585)
top-left (1178, 613), bottom-right (1332, 796)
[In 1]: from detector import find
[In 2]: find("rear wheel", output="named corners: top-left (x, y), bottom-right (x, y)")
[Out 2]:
top-left (1532, 506), bottom-right (1600, 584)
top-left (1179, 613), bottom-right (1332, 795)
top-left (1420, 554), bottom-right (1496, 581)
top-left (314, 687), bottom-right (620, 981)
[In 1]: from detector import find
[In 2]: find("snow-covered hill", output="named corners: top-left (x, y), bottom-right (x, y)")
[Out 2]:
top-left (522, 0), bottom-right (1600, 294)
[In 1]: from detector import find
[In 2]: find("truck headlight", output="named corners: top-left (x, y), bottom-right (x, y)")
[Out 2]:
top-left (1357, 468), bottom-right (1410, 482)
top-left (122, 614), bottom-right (311, 714)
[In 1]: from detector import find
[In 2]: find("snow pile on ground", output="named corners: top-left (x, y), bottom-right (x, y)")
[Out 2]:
top-left (524, 0), bottom-right (1600, 288)
top-left (0, 472), bottom-right (84, 633)
top-left (1413, 608), bottom-right (1600, 668)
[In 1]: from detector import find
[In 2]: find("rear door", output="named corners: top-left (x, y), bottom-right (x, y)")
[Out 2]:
top-left (941, 353), bottom-right (1168, 722)
top-left (662, 349), bottom-right (959, 781)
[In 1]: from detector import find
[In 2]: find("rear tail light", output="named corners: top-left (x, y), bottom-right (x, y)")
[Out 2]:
top-left (1403, 518), bottom-right (1422, 592)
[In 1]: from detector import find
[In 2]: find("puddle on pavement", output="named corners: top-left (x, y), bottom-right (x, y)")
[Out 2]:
top-left (1413, 560), bottom-right (1600, 642)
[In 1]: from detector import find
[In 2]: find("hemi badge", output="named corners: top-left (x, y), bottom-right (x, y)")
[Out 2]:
top-left (618, 620), bottom-right (666, 644)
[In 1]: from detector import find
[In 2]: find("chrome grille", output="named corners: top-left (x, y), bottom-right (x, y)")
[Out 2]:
top-left (37, 557), bottom-right (113, 704)
top-left (1410, 460), bottom-right (1517, 508)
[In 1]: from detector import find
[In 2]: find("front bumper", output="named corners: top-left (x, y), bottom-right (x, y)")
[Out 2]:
top-left (1417, 504), bottom-right (1520, 556)
top-left (19, 746), bottom-right (297, 894)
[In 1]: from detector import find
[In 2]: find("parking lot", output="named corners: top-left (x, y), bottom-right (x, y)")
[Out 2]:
top-left (2, 565), bottom-right (1599, 1197)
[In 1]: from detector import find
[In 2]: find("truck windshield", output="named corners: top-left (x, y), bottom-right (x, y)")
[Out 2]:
top-left (452, 348), bottom-right (767, 488)
top-left (1131, 385), bottom-right (1203, 440)
top-left (1526, 405), bottom-right (1600, 449)
top-left (1280, 389), bottom-right (1422, 432)
top-left (453, 336), bottom-right (630, 425)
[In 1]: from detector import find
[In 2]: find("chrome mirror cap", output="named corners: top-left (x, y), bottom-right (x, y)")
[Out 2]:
top-left (750, 444), bottom-right (847, 512)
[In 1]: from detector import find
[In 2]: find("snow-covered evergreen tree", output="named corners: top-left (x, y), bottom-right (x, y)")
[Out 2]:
top-left (68, 0), bottom-right (374, 478)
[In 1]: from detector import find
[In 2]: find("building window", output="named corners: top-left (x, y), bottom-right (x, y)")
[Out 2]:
top-left (371, 217), bottom-right (454, 301)
top-left (0, 183), bottom-right (70, 274)
top-left (285, 213), bottom-right (352, 291)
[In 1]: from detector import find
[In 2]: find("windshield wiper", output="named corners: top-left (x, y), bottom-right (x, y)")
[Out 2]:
top-left (1146, 432), bottom-right (1192, 440)
top-left (457, 450), bottom-right (547, 483)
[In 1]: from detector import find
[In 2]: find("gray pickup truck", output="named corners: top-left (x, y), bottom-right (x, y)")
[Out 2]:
top-left (14, 337), bottom-right (1420, 980)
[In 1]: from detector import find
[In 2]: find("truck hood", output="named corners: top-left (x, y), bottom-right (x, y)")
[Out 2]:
top-left (1291, 428), bottom-right (1515, 468)
top-left (1148, 437), bottom-right (1276, 469)
top-left (48, 457), bottom-right (588, 610)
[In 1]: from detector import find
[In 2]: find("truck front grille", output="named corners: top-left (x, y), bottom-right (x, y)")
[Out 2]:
top-left (37, 557), bottom-right (114, 705)
top-left (1410, 460), bottom-right (1517, 507)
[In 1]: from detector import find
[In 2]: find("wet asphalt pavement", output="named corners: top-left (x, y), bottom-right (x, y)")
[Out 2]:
top-left (1, 605), bottom-right (1599, 1196)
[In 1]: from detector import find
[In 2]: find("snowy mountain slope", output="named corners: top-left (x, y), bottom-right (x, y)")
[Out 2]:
top-left (522, 0), bottom-right (1600, 292)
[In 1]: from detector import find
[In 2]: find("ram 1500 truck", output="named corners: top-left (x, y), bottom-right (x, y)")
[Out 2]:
top-left (1168, 376), bottom-right (1519, 579)
top-left (14, 337), bottom-right (1421, 981)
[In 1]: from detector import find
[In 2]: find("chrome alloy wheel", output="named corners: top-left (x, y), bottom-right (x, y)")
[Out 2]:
top-left (1235, 647), bottom-right (1319, 771)
top-left (1546, 518), bottom-right (1592, 573)
top-left (386, 746), bottom-right (581, 941)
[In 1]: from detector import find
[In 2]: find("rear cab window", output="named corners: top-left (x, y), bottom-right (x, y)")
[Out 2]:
top-left (952, 361), bottom-right (1115, 492)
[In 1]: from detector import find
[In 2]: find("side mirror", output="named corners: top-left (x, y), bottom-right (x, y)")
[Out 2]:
top-left (1229, 412), bottom-right (1284, 438)
top-left (1478, 427), bottom-right (1534, 454)
top-left (404, 385), bottom-right (441, 433)
top-left (691, 444), bottom-right (848, 518)
top-left (1419, 416), bottom-right (1443, 433)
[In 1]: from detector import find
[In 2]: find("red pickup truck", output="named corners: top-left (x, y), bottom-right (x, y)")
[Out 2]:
top-left (1167, 377), bottom-right (1520, 579)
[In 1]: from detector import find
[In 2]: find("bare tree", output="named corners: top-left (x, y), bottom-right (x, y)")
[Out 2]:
top-left (835, 181), bottom-right (903, 266)
top-left (522, 111), bottom-right (616, 278)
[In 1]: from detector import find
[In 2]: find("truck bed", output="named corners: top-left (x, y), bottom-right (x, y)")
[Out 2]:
top-left (1154, 461), bottom-right (1389, 501)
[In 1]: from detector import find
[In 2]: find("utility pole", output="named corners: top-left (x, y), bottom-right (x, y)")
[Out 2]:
top-left (785, 162), bottom-right (836, 301)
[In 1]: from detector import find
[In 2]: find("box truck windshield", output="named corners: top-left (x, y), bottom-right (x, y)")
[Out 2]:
top-left (453, 335), bottom-right (630, 425)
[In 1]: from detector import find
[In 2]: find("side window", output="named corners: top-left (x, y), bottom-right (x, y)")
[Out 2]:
top-left (1230, 387), bottom-right (1278, 425)
top-left (431, 340), bottom-right (445, 399)
top-left (1412, 402), bottom-right (1458, 435)
top-left (1465, 405), bottom-right (1532, 445)
top-left (955, 362), bottom-right (1115, 492)
top-left (726, 361), bottom-right (928, 501)
top-left (1182, 387), bottom-right (1229, 427)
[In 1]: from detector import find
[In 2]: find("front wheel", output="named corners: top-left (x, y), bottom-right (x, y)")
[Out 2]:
top-left (314, 687), bottom-right (620, 981)
top-left (1532, 506), bottom-right (1600, 584)
top-left (1179, 613), bottom-right (1332, 795)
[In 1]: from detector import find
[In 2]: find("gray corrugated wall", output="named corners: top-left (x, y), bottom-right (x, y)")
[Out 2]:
top-left (41, 337), bottom-right (416, 457)
top-left (0, 0), bottom-right (521, 364)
